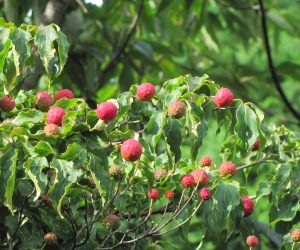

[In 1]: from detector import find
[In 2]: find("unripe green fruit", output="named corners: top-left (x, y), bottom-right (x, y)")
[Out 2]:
top-left (168, 101), bottom-right (185, 119)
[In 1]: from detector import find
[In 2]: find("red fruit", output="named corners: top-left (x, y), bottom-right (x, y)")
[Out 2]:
top-left (246, 235), bottom-right (259, 247)
top-left (96, 102), bottom-right (118, 122)
top-left (148, 188), bottom-right (159, 199)
top-left (137, 83), bottom-right (155, 101)
top-left (46, 107), bottom-right (66, 126)
top-left (219, 161), bottom-right (237, 177)
top-left (168, 101), bottom-right (185, 119)
top-left (165, 190), bottom-right (174, 200)
top-left (44, 124), bottom-right (60, 136)
top-left (242, 195), bottom-right (254, 216)
top-left (291, 229), bottom-right (300, 242)
top-left (191, 169), bottom-right (209, 184)
top-left (55, 89), bottom-right (74, 101)
top-left (35, 92), bottom-right (54, 111)
top-left (252, 139), bottom-right (260, 151)
top-left (0, 96), bottom-right (15, 112)
top-left (214, 87), bottom-right (234, 108)
top-left (200, 156), bottom-right (212, 166)
top-left (121, 139), bottom-right (142, 161)
top-left (199, 188), bottom-right (212, 200)
top-left (44, 232), bottom-right (58, 246)
top-left (180, 174), bottom-right (195, 188)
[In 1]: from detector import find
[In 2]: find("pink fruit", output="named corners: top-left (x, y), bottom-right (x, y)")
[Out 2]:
top-left (291, 229), bottom-right (300, 242)
top-left (96, 102), bottom-right (118, 122)
top-left (148, 188), bottom-right (159, 199)
top-left (44, 232), bottom-right (58, 246)
top-left (44, 124), bottom-right (60, 136)
top-left (55, 89), bottom-right (74, 101)
top-left (168, 101), bottom-right (185, 119)
top-left (137, 83), bottom-right (155, 101)
top-left (246, 235), bottom-right (259, 247)
top-left (165, 190), bottom-right (174, 200)
top-left (0, 96), bottom-right (15, 112)
top-left (191, 169), bottom-right (209, 184)
top-left (36, 92), bottom-right (54, 111)
top-left (199, 188), bottom-right (212, 200)
top-left (242, 195), bottom-right (254, 216)
top-left (121, 139), bottom-right (142, 162)
top-left (219, 161), bottom-right (237, 177)
top-left (46, 107), bottom-right (66, 126)
top-left (214, 87), bottom-right (234, 108)
top-left (200, 156), bottom-right (212, 167)
top-left (180, 174), bottom-right (195, 188)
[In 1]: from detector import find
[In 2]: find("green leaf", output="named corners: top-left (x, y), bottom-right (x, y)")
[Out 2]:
top-left (34, 141), bottom-right (55, 157)
top-left (0, 148), bottom-right (18, 212)
top-left (164, 118), bottom-right (182, 162)
top-left (56, 30), bottom-right (70, 75)
top-left (59, 143), bottom-right (87, 166)
top-left (12, 109), bottom-right (44, 125)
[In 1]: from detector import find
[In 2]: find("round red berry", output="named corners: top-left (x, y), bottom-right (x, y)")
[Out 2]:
top-left (246, 235), bottom-right (259, 247)
top-left (180, 174), bottom-right (195, 188)
top-left (46, 107), bottom-right (66, 126)
top-left (191, 169), bottom-right (209, 184)
top-left (96, 102), bottom-right (118, 122)
top-left (0, 96), bottom-right (15, 112)
top-left (214, 87), bottom-right (234, 108)
top-left (199, 188), bottom-right (212, 200)
top-left (36, 92), bottom-right (54, 111)
top-left (291, 229), bottom-right (300, 242)
top-left (137, 83), bottom-right (155, 101)
top-left (165, 190), bottom-right (174, 200)
top-left (167, 101), bottom-right (185, 119)
top-left (242, 195), bottom-right (254, 216)
top-left (219, 161), bottom-right (237, 177)
top-left (148, 188), bottom-right (159, 199)
top-left (55, 89), bottom-right (74, 101)
top-left (200, 156), bottom-right (212, 166)
top-left (121, 139), bottom-right (142, 162)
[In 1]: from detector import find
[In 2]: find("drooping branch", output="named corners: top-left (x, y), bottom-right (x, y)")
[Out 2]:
top-left (101, 0), bottom-right (145, 75)
top-left (258, 0), bottom-right (300, 122)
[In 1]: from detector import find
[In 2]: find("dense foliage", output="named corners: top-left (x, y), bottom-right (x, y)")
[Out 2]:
top-left (0, 19), bottom-right (300, 250)
top-left (1, 0), bottom-right (300, 128)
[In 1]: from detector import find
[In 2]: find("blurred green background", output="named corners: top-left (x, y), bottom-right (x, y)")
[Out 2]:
top-left (0, 0), bottom-right (299, 249)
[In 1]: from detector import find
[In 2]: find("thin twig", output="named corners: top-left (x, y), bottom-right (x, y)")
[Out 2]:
top-left (236, 157), bottom-right (269, 171)
top-left (258, 0), bottom-right (300, 122)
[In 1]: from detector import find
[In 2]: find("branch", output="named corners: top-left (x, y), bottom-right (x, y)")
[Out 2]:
top-left (258, 0), bottom-right (300, 122)
top-left (101, 0), bottom-right (144, 75)
top-left (236, 157), bottom-right (270, 171)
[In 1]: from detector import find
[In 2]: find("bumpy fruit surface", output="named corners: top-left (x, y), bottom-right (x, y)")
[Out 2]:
top-left (104, 212), bottom-right (121, 229)
top-left (55, 89), bottom-right (74, 101)
top-left (200, 156), bottom-right (212, 167)
top-left (199, 188), bottom-right (212, 200)
top-left (242, 195), bottom-right (254, 216)
top-left (137, 83), bottom-right (156, 101)
top-left (180, 174), bottom-right (195, 188)
top-left (44, 124), bottom-right (60, 136)
top-left (96, 102), bottom-right (118, 122)
top-left (44, 232), bottom-right (58, 246)
top-left (252, 139), bottom-right (260, 151)
top-left (148, 188), bottom-right (159, 199)
top-left (168, 101), bottom-right (185, 119)
top-left (0, 96), bottom-right (15, 112)
top-left (191, 169), bottom-right (209, 184)
top-left (291, 229), bottom-right (300, 242)
top-left (165, 190), bottom-right (174, 200)
top-left (121, 139), bottom-right (142, 161)
top-left (220, 161), bottom-right (237, 177)
top-left (46, 107), bottom-right (66, 126)
top-left (109, 165), bottom-right (125, 179)
top-left (154, 168), bottom-right (167, 181)
top-left (35, 92), bottom-right (54, 111)
top-left (246, 235), bottom-right (259, 247)
top-left (214, 87), bottom-right (234, 107)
